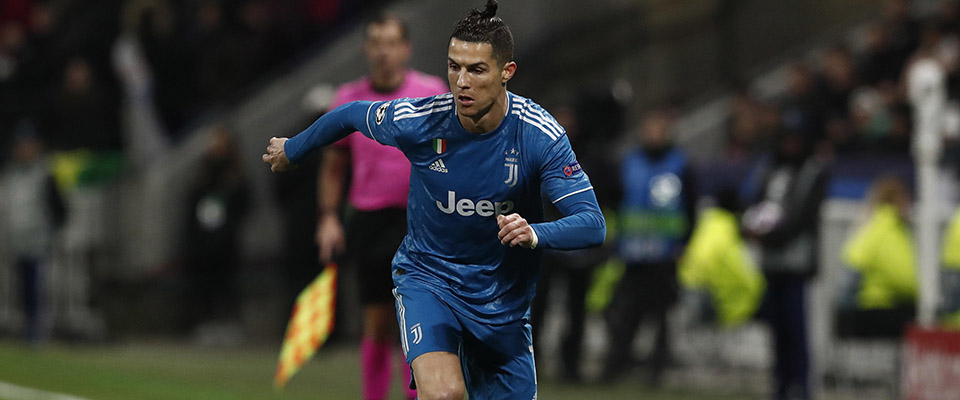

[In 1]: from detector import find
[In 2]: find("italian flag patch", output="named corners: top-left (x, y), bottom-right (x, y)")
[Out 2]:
top-left (433, 138), bottom-right (447, 154)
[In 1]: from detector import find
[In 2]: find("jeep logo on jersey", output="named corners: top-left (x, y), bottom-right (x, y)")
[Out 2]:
top-left (437, 191), bottom-right (514, 217)
top-left (375, 102), bottom-right (388, 125)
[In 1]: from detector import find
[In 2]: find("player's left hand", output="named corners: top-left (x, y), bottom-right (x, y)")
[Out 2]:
top-left (262, 137), bottom-right (291, 172)
top-left (497, 213), bottom-right (537, 249)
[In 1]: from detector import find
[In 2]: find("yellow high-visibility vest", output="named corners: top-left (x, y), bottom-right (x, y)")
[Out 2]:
top-left (679, 208), bottom-right (765, 328)
top-left (843, 205), bottom-right (917, 309)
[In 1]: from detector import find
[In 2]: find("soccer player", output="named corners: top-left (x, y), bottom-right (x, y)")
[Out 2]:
top-left (316, 12), bottom-right (447, 400)
top-left (263, 1), bottom-right (606, 399)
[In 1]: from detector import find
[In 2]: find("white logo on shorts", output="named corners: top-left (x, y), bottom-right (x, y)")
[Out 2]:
top-left (410, 323), bottom-right (423, 345)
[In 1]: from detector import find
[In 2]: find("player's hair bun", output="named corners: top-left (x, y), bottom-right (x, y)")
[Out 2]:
top-left (480, 0), bottom-right (498, 19)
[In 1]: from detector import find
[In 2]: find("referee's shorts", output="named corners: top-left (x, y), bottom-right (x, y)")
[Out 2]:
top-left (346, 208), bottom-right (407, 305)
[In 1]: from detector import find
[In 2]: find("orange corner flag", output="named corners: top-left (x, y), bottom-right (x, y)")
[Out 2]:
top-left (274, 263), bottom-right (338, 389)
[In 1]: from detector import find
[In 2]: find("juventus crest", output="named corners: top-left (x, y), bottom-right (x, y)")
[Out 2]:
top-left (504, 148), bottom-right (520, 187)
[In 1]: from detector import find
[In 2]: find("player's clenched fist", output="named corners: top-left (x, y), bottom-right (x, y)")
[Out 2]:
top-left (497, 213), bottom-right (538, 249)
top-left (262, 137), bottom-right (291, 172)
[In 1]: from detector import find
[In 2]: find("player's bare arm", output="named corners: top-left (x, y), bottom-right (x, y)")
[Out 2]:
top-left (497, 213), bottom-right (537, 248)
top-left (262, 137), bottom-right (291, 172)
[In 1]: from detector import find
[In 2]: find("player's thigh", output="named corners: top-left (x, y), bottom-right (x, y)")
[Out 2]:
top-left (391, 285), bottom-right (460, 364)
top-left (461, 318), bottom-right (537, 400)
top-left (411, 351), bottom-right (465, 400)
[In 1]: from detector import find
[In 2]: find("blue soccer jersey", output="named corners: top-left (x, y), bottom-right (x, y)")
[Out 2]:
top-left (284, 92), bottom-right (605, 325)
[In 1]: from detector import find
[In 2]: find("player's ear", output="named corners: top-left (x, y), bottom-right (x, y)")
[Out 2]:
top-left (501, 61), bottom-right (517, 85)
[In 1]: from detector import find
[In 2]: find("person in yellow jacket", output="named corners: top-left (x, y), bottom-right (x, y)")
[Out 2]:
top-left (679, 205), bottom-right (765, 328)
top-left (842, 177), bottom-right (917, 310)
top-left (837, 177), bottom-right (916, 338)
top-left (940, 207), bottom-right (960, 329)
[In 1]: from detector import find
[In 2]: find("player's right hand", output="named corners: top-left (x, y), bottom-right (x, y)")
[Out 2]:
top-left (316, 213), bottom-right (346, 263)
top-left (262, 137), bottom-right (291, 172)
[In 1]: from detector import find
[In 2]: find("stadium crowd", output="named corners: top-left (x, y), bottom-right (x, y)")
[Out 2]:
top-left (0, 0), bottom-right (376, 152)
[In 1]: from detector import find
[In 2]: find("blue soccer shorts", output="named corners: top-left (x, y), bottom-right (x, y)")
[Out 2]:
top-left (391, 284), bottom-right (537, 400)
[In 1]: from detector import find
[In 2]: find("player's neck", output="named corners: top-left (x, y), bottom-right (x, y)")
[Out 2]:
top-left (369, 69), bottom-right (406, 93)
top-left (458, 90), bottom-right (508, 134)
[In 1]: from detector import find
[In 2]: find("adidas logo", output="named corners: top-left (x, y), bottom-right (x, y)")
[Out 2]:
top-left (429, 159), bottom-right (449, 173)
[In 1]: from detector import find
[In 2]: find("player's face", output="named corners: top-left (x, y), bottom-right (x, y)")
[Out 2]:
top-left (364, 21), bottom-right (410, 75)
top-left (447, 38), bottom-right (515, 119)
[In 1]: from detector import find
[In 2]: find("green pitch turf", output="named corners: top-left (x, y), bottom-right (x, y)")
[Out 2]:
top-left (0, 340), bottom-right (749, 399)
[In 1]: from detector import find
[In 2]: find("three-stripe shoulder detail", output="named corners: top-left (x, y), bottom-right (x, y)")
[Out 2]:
top-left (510, 99), bottom-right (563, 141)
top-left (393, 94), bottom-right (454, 121)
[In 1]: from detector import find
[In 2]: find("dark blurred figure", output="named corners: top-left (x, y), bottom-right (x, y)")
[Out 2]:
top-left (0, 20), bottom-right (30, 136)
top-left (821, 113), bottom-right (858, 158)
top-left (184, 125), bottom-right (249, 342)
top-left (47, 57), bottom-right (122, 151)
top-left (531, 105), bottom-right (613, 383)
top-left (779, 64), bottom-right (824, 152)
top-left (127, 0), bottom-right (193, 136)
top-left (726, 89), bottom-right (777, 162)
top-left (857, 22), bottom-right (907, 86)
top-left (883, 0), bottom-right (921, 69)
top-left (602, 108), bottom-right (695, 385)
top-left (816, 44), bottom-right (859, 121)
top-left (741, 130), bottom-right (827, 400)
top-left (0, 127), bottom-right (66, 343)
top-left (848, 84), bottom-right (912, 155)
top-left (191, 0), bottom-right (240, 111)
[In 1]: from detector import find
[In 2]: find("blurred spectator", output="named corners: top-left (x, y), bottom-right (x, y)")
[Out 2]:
top-left (741, 130), bottom-right (827, 400)
top-left (531, 105), bottom-right (613, 383)
top-left (857, 22), bottom-right (906, 86)
top-left (47, 57), bottom-right (122, 151)
top-left (779, 64), bottom-right (824, 151)
top-left (726, 89), bottom-right (776, 162)
top-left (848, 83), bottom-right (913, 154)
top-left (883, 0), bottom-right (921, 69)
top-left (837, 176), bottom-right (916, 337)
top-left (0, 20), bottom-right (33, 141)
top-left (112, 0), bottom-right (174, 168)
top-left (822, 114), bottom-right (859, 157)
top-left (125, 0), bottom-right (193, 136)
top-left (0, 127), bottom-right (66, 343)
top-left (602, 108), bottom-right (695, 385)
top-left (941, 204), bottom-right (960, 328)
top-left (816, 44), bottom-right (859, 121)
top-left (678, 185), bottom-right (764, 329)
top-left (184, 125), bottom-right (249, 343)
top-left (191, 0), bottom-right (241, 112)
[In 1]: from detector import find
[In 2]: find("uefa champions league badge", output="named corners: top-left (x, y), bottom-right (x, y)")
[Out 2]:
top-left (562, 161), bottom-right (582, 176)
